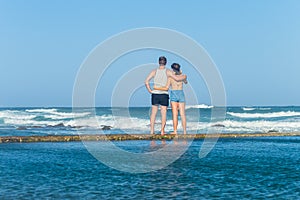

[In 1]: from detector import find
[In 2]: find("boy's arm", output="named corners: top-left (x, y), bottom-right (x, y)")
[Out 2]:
top-left (144, 70), bottom-right (156, 93)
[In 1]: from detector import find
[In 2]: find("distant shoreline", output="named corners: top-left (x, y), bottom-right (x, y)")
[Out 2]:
top-left (1, 132), bottom-right (300, 143)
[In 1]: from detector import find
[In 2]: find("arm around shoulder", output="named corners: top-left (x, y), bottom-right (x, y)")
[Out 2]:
top-left (167, 70), bottom-right (186, 81)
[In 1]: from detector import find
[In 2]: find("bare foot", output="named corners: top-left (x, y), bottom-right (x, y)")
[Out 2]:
top-left (161, 131), bottom-right (166, 135)
top-left (170, 131), bottom-right (178, 135)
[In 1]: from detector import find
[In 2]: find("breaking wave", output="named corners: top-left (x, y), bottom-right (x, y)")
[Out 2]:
top-left (186, 104), bottom-right (213, 109)
top-left (227, 111), bottom-right (300, 118)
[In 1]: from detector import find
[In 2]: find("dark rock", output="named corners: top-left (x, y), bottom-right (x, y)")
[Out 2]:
top-left (69, 125), bottom-right (83, 129)
top-left (16, 126), bottom-right (27, 130)
top-left (268, 129), bottom-right (278, 133)
top-left (49, 123), bottom-right (65, 128)
top-left (211, 124), bottom-right (225, 128)
top-left (101, 125), bottom-right (112, 130)
top-left (31, 126), bottom-right (43, 128)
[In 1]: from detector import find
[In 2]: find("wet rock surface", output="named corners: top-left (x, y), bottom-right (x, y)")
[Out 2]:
top-left (1, 132), bottom-right (300, 143)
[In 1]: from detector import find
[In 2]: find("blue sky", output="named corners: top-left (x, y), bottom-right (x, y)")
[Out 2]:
top-left (0, 0), bottom-right (299, 107)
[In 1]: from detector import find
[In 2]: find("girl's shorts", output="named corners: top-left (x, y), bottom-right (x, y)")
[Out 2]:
top-left (170, 90), bottom-right (185, 102)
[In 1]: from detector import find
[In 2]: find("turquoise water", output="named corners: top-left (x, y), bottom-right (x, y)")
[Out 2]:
top-left (1, 137), bottom-right (299, 199)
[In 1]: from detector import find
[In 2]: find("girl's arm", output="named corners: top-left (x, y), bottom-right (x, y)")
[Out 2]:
top-left (183, 78), bottom-right (188, 84)
top-left (154, 78), bottom-right (171, 91)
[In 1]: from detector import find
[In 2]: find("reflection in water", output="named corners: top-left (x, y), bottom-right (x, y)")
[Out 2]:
top-left (150, 138), bottom-right (190, 150)
top-left (1, 138), bottom-right (299, 199)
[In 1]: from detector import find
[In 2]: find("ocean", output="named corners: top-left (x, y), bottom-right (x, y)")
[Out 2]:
top-left (1, 105), bottom-right (300, 136)
top-left (1, 106), bottom-right (300, 199)
top-left (1, 138), bottom-right (299, 199)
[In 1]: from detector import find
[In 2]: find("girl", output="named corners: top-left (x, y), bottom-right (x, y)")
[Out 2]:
top-left (154, 63), bottom-right (187, 134)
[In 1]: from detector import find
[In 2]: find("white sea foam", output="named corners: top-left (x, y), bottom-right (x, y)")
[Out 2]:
top-left (43, 115), bottom-right (70, 120)
top-left (25, 108), bottom-right (90, 119)
top-left (25, 108), bottom-right (58, 113)
top-left (259, 108), bottom-right (271, 110)
top-left (220, 120), bottom-right (300, 133)
top-left (186, 104), bottom-right (213, 109)
top-left (179, 119), bottom-right (300, 133)
top-left (67, 115), bottom-right (150, 130)
top-left (0, 110), bottom-right (36, 120)
top-left (227, 111), bottom-right (300, 118)
top-left (3, 118), bottom-right (62, 126)
top-left (66, 115), bottom-right (202, 133)
top-left (3, 108), bottom-right (300, 133)
top-left (242, 107), bottom-right (256, 111)
top-left (44, 112), bottom-right (90, 119)
top-left (242, 107), bottom-right (272, 111)
top-left (0, 109), bottom-right (90, 126)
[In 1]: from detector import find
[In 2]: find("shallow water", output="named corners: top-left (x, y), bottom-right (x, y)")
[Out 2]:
top-left (0, 137), bottom-right (299, 199)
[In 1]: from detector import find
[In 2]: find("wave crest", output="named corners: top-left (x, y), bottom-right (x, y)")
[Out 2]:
top-left (186, 104), bottom-right (213, 109)
top-left (227, 111), bottom-right (300, 118)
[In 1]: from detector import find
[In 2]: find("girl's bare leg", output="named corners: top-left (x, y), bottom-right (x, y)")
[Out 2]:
top-left (179, 102), bottom-right (187, 134)
top-left (171, 102), bottom-right (179, 135)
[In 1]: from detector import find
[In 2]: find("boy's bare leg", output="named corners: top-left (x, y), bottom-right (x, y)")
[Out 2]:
top-left (160, 106), bottom-right (167, 135)
top-left (150, 105), bottom-right (158, 134)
